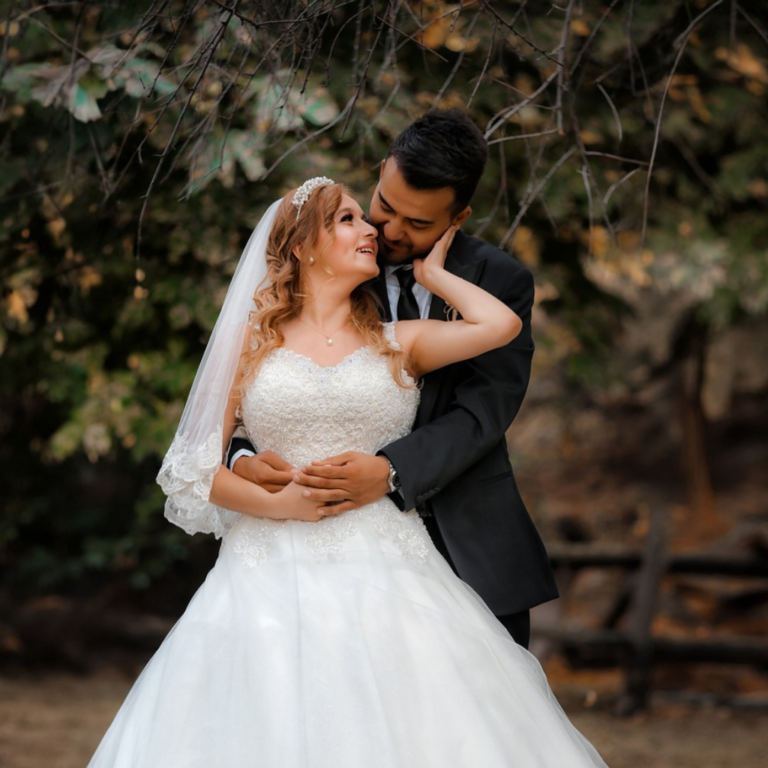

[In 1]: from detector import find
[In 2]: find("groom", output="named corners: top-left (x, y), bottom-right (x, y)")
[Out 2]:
top-left (228, 110), bottom-right (558, 648)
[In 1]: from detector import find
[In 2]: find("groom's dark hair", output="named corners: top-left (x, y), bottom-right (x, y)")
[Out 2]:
top-left (386, 109), bottom-right (488, 212)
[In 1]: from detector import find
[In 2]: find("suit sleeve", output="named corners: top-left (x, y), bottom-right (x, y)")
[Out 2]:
top-left (225, 426), bottom-right (257, 471)
top-left (380, 263), bottom-right (534, 511)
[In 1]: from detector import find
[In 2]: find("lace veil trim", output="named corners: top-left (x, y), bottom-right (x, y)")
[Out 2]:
top-left (157, 427), bottom-right (240, 539)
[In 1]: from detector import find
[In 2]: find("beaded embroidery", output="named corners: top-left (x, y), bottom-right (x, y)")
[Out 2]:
top-left (232, 322), bottom-right (428, 567)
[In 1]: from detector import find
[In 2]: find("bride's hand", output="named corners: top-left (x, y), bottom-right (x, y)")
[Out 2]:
top-left (268, 479), bottom-right (342, 522)
top-left (412, 225), bottom-right (458, 289)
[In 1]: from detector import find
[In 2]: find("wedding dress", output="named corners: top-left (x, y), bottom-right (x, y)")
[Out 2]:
top-left (88, 325), bottom-right (607, 768)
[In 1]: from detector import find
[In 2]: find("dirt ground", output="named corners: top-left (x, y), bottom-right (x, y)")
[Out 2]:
top-left (1, 663), bottom-right (765, 768)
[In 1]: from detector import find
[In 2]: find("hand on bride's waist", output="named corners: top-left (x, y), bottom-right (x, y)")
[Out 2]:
top-left (290, 451), bottom-right (391, 516)
top-left (231, 448), bottom-right (391, 520)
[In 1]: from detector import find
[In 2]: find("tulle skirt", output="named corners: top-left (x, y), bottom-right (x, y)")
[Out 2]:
top-left (87, 511), bottom-right (607, 767)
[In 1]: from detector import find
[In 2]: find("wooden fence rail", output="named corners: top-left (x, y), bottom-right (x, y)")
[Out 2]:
top-left (538, 512), bottom-right (768, 716)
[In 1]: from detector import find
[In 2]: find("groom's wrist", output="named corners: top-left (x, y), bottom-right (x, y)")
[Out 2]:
top-left (377, 451), bottom-right (405, 508)
top-left (384, 458), bottom-right (401, 494)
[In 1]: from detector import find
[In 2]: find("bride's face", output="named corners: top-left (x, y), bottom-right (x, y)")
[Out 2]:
top-left (309, 194), bottom-right (379, 282)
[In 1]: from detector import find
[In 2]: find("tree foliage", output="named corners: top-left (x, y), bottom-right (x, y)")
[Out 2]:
top-left (1, 0), bottom-right (767, 595)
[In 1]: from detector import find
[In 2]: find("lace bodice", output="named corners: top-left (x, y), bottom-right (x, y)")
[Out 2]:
top-left (240, 346), bottom-right (418, 469)
top-left (226, 324), bottom-right (429, 567)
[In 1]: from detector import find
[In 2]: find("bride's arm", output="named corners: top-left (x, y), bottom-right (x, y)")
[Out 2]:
top-left (395, 227), bottom-right (522, 378)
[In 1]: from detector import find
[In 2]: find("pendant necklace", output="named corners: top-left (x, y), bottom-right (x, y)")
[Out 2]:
top-left (298, 315), bottom-right (351, 346)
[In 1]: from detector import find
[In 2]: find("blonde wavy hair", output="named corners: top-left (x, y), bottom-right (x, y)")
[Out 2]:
top-left (237, 182), bottom-right (414, 389)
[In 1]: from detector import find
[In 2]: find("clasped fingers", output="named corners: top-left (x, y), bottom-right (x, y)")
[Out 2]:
top-left (300, 487), bottom-right (350, 503)
top-left (291, 469), bottom-right (348, 490)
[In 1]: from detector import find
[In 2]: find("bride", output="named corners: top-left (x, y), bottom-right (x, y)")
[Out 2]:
top-left (87, 178), bottom-right (608, 767)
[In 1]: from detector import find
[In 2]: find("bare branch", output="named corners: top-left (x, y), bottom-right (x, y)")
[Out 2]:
top-left (596, 83), bottom-right (623, 143)
top-left (581, 163), bottom-right (595, 254)
top-left (736, 2), bottom-right (768, 48)
top-left (261, 97), bottom-right (356, 178)
top-left (499, 146), bottom-right (577, 249)
top-left (673, 0), bottom-right (726, 49)
top-left (467, 15), bottom-right (496, 108)
top-left (584, 151), bottom-right (649, 167)
top-left (554, 0), bottom-right (575, 135)
top-left (433, 10), bottom-right (481, 107)
top-left (472, 137), bottom-right (510, 240)
top-left (569, 0), bottom-right (622, 78)
top-left (643, 0), bottom-right (727, 241)
top-left (479, 0), bottom-right (561, 66)
top-left (487, 128), bottom-right (559, 145)
top-left (136, 0), bottom-right (240, 256)
top-left (484, 69), bottom-right (559, 138)
top-left (602, 167), bottom-right (640, 208)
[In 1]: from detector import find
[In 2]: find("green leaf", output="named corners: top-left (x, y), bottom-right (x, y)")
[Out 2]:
top-left (298, 87), bottom-right (340, 127)
top-left (226, 130), bottom-right (266, 181)
top-left (68, 75), bottom-right (108, 122)
top-left (0, 63), bottom-right (46, 101)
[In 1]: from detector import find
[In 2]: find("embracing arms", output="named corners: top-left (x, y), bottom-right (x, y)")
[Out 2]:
top-left (290, 228), bottom-right (529, 512)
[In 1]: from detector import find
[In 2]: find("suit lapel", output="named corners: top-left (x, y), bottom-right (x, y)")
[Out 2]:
top-left (419, 232), bottom-right (485, 423)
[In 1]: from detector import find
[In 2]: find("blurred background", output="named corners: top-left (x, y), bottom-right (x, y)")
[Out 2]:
top-left (1, 1), bottom-right (767, 766)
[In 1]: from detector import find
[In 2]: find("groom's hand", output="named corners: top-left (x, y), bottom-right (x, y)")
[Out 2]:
top-left (292, 452), bottom-right (390, 513)
top-left (232, 451), bottom-right (295, 493)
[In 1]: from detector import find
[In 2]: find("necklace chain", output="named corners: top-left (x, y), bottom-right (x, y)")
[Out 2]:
top-left (298, 315), bottom-right (351, 346)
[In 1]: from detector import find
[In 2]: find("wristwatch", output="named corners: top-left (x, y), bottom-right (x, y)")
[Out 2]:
top-left (385, 459), bottom-right (401, 493)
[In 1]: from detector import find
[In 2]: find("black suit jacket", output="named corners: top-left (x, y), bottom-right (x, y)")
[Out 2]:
top-left (375, 230), bottom-right (558, 616)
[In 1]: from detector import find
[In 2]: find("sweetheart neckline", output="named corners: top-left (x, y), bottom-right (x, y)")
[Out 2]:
top-left (272, 345), bottom-right (371, 370)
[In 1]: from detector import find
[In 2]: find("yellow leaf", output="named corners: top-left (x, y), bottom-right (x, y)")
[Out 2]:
top-left (0, 21), bottom-right (21, 36)
top-left (421, 17), bottom-right (450, 50)
top-left (581, 225), bottom-right (610, 257)
top-left (570, 19), bottom-right (590, 37)
top-left (688, 86), bottom-right (711, 123)
top-left (747, 179), bottom-right (768, 198)
top-left (716, 44), bottom-right (768, 83)
top-left (78, 265), bottom-right (102, 293)
top-left (5, 290), bottom-right (29, 323)
top-left (446, 34), bottom-right (479, 54)
top-left (46, 217), bottom-right (66, 242)
top-left (511, 226), bottom-right (540, 267)
top-left (578, 129), bottom-right (601, 145)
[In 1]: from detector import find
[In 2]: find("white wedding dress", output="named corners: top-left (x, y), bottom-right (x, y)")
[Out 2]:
top-left (88, 326), bottom-right (608, 768)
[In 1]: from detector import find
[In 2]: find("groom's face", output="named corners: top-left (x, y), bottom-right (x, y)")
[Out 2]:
top-left (370, 158), bottom-right (471, 266)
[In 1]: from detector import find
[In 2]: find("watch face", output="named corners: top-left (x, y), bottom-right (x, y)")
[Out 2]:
top-left (387, 463), bottom-right (399, 492)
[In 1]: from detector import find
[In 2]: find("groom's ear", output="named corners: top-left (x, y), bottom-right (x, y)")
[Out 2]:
top-left (377, 159), bottom-right (387, 178)
top-left (452, 206), bottom-right (472, 228)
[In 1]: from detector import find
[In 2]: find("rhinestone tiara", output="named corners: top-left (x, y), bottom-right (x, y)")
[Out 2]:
top-left (291, 176), bottom-right (335, 218)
